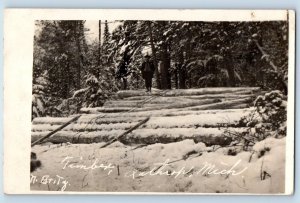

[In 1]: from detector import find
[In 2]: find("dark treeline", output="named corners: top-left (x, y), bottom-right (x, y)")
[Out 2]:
top-left (32, 20), bottom-right (288, 118)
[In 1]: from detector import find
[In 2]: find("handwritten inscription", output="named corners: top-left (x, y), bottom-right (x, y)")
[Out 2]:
top-left (124, 159), bottom-right (248, 179)
top-left (61, 156), bottom-right (115, 175)
top-left (30, 157), bottom-right (248, 191)
top-left (30, 174), bottom-right (70, 191)
top-left (58, 156), bottom-right (248, 180)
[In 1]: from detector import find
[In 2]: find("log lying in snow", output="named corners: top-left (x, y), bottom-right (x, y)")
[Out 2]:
top-left (99, 117), bottom-right (150, 148)
top-left (122, 108), bottom-right (253, 118)
top-left (103, 100), bottom-right (144, 108)
top-left (32, 110), bottom-right (251, 132)
top-left (103, 97), bottom-right (225, 109)
top-left (32, 108), bottom-right (253, 126)
top-left (104, 95), bottom-right (256, 110)
top-left (118, 98), bottom-right (252, 113)
top-left (104, 97), bottom-right (190, 107)
top-left (31, 127), bottom-right (248, 146)
top-left (81, 98), bottom-right (252, 114)
top-left (164, 88), bottom-right (260, 97)
top-left (136, 98), bottom-right (223, 111)
top-left (31, 115), bottom-right (81, 146)
top-left (121, 91), bottom-right (262, 101)
top-left (116, 89), bottom-right (166, 99)
top-left (181, 98), bottom-right (253, 111)
top-left (179, 93), bottom-right (256, 100)
top-left (32, 116), bottom-right (147, 125)
top-left (123, 96), bottom-right (153, 101)
top-left (116, 87), bottom-right (260, 98)
top-left (32, 122), bottom-right (140, 132)
top-left (80, 107), bottom-right (133, 114)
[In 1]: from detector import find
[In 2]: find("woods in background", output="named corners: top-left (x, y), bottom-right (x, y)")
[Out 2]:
top-left (32, 20), bottom-right (288, 119)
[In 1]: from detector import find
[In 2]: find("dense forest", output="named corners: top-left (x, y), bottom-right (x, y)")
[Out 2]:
top-left (32, 20), bottom-right (288, 119)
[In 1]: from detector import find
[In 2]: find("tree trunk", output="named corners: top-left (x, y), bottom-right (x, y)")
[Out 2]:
top-left (62, 62), bottom-right (70, 98)
top-left (178, 49), bottom-right (186, 89)
top-left (75, 21), bottom-right (84, 89)
top-left (174, 65), bottom-right (178, 89)
top-left (224, 52), bottom-right (236, 87)
top-left (185, 29), bottom-right (192, 88)
top-left (167, 45), bottom-right (172, 89)
top-left (147, 21), bottom-right (161, 89)
top-left (122, 78), bottom-right (127, 90)
top-left (160, 42), bottom-right (171, 89)
top-left (98, 20), bottom-right (102, 67)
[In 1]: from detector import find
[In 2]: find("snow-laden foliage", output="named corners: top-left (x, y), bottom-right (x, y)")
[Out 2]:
top-left (235, 90), bottom-right (287, 144)
top-left (32, 71), bottom-right (49, 120)
top-left (184, 55), bottom-right (242, 87)
top-left (253, 90), bottom-right (287, 138)
top-left (72, 71), bottom-right (119, 108)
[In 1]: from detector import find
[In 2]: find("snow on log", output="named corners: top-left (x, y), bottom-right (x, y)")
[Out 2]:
top-left (31, 87), bottom-right (260, 147)
top-left (116, 87), bottom-right (260, 98)
top-left (103, 98), bottom-right (223, 110)
top-left (182, 98), bottom-right (253, 111)
top-left (104, 94), bottom-right (255, 109)
top-left (81, 98), bottom-right (252, 114)
top-left (99, 117), bottom-right (150, 148)
top-left (116, 90), bottom-right (164, 98)
top-left (164, 88), bottom-right (260, 97)
top-left (179, 93), bottom-right (255, 100)
top-left (32, 122), bottom-right (140, 132)
top-left (80, 107), bottom-right (133, 113)
top-left (136, 99), bottom-right (223, 111)
top-left (123, 96), bottom-right (152, 101)
top-left (31, 127), bottom-right (248, 146)
top-left (32, 110), bottom-right (250, 132)
top-left (33, 108), bottom-right (253, 125)
top-left (33, 115), bottom-right (146, 125)
top-left (31, 115), bottom-right (81, 146)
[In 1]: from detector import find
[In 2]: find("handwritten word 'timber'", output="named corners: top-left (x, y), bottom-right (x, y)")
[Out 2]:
top-left (61, 156), bottom-right (114, 175)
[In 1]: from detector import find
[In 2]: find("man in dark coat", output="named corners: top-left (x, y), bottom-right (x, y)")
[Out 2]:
top-left (140, 55), bottom-right (155, 92)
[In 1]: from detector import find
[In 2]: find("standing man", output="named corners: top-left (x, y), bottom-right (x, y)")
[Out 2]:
top-left (140, 55), bottom-right (155, 92)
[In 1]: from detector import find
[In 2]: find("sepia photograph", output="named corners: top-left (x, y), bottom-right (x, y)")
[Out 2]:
top-left (4, 9), bottom-right (295, 194)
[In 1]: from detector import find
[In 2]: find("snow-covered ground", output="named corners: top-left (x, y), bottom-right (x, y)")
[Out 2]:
top-left (31, 137), bottom-right (285, 193)
top-left (30, 88), bottom-right (286, 193)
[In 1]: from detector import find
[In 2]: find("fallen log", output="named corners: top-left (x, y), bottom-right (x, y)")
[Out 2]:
top-left (32, 116), bottom-right (146, 126)
top-left (123, 96), bottom-right (152, 101)
top-left (32, 110), bottom-right (250, 132)
top-left (82, 99), bottom-right (223, 113)
top-left (31, 127), bottom-right (249, 146)
top-left (107, 94), bottom-right (253, 108)
top-left (116, 90), bottom-right (164, 99)
top-left (116, 87), bottom-right (260, 98)
top-left (32, 122), bottom-right (140, 132)
top-left (99, 117), bottom-right (150, 148)
top-left (32, 108), bottom-right (253, 127)
top-left (137, 99), bottom-right (222, 111)
top-left (165, 88), bottom-right (260, 97)
top-left (103, 101), bottom-right (143, 108)
top-left (179, 93), bottom-right (254, 100)
top-left (182, 98), bottom-right (253, 111)
top-left (31, 115), bottom-right (81, 146)
top-left (80, 107), bottom-right (132, 114)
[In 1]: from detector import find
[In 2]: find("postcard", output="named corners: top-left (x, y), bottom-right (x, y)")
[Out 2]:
top-left (3, 9), bottom-right (295, 194)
